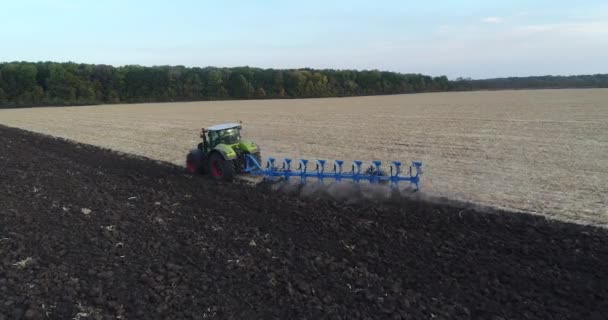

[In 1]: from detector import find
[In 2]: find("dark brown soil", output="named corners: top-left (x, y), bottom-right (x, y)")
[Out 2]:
top-left (0, 125), bottom-right (607, 320)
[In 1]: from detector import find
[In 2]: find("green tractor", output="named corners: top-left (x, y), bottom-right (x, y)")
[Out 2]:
top-left (186, 123), bottom-right (261, 181)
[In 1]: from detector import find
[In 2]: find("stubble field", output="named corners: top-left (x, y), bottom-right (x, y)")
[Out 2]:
top-left (0, 89), bottom-right (606, 225)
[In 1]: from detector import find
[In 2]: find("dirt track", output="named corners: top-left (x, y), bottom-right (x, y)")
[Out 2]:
top-left (1, 125), bottom-right (607, 319)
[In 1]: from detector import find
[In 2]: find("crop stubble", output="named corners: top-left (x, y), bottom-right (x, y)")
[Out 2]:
top-left (1, 89), bottom-right (606, 224)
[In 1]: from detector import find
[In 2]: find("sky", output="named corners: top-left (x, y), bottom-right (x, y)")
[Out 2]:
top-left (1, 0), bottom-right (607, 79)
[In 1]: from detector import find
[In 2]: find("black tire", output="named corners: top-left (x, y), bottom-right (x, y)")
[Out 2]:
top-left (186, 149), bottom-right (205, 174)
top-left (209, 152), bottom-right (235, 181)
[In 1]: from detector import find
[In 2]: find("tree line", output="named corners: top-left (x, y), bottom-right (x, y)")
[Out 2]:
top-left (0, 61), bottom-right (606, 108)
top-left (0, 62), bottom-right (449, 107)
top-left (450, 74), bottom-right (608, 91)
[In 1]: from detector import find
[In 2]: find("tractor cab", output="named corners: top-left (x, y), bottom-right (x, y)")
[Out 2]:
top-left (200, 123), bottom-right (242, 151)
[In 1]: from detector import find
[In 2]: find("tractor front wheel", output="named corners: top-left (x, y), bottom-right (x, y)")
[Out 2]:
top-left (209, 152), bottom-right (235, 181)
top-left (186, 150), bottom-right (204, 174)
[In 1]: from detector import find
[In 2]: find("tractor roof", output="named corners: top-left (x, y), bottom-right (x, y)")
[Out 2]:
top-left (207, 123), bottom-right (241, 131)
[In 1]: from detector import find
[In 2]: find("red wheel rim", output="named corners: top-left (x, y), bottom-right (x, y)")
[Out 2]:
top-left (211, 160), bottom-right (222, 177)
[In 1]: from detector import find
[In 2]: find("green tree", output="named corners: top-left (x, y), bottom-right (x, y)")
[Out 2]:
top-left (206, 69), bottom-right (227, 98)
top-left (0, 88), bottom-right (6, 104)
top-left (284, 70), bottom-right (306, 97)
top-left (228, 73), bottom-right (253, 99)
top-left (255, 87), bottom-right (266, 98)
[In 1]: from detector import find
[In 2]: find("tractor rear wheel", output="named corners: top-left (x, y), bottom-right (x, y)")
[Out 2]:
top-left (209, 152), bottom-right (235, 181)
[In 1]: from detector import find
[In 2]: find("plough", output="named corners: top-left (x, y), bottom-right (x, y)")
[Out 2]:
top-left (242, 155), bottom-right (422, 189)
top-left (186, 122), bottom-right (422, 190)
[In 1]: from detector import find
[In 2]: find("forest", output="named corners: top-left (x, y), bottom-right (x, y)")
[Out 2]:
top-left (0, 61), bottom-right (606, 107)
top-left (450, 74), bottom-right (608, 91)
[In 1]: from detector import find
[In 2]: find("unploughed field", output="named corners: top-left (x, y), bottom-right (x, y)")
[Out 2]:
top-left (0, 89), bottom-right (607, 225)
top-left (1, 125), bottom-right (607, 319)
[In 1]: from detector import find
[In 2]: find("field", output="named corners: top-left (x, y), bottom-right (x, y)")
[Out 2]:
top-left (0, 89), bottom-right (607, 225)
top-left (1, 125), bottom-right (607, 319)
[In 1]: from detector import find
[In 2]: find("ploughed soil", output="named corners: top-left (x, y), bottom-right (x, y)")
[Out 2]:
top-left (0, 125), bottom-right (607, 320)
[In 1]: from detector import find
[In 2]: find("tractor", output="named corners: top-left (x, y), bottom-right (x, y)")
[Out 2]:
top-left (187, 123), bottom-right (423, 189)
top-left (186, 123), bottom-right (261, 181)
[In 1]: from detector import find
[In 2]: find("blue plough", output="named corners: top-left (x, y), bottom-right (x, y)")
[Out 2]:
top-left (242, 154), bottom-right (423, 190)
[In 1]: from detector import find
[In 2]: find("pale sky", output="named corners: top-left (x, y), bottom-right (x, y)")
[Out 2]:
top-left (1, 0), bottom-right (607, 78)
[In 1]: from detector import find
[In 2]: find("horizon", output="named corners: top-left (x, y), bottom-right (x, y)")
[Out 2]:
top-left (2, 0), bottom-right (607, 79)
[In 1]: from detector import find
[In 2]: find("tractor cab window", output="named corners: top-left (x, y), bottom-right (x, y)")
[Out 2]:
top-left (208, 131), bottom-right (218, 147)
top-left (209, 128), bottom-right (240, 146)
top-left (218, 128), bottom-right (241, 144)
